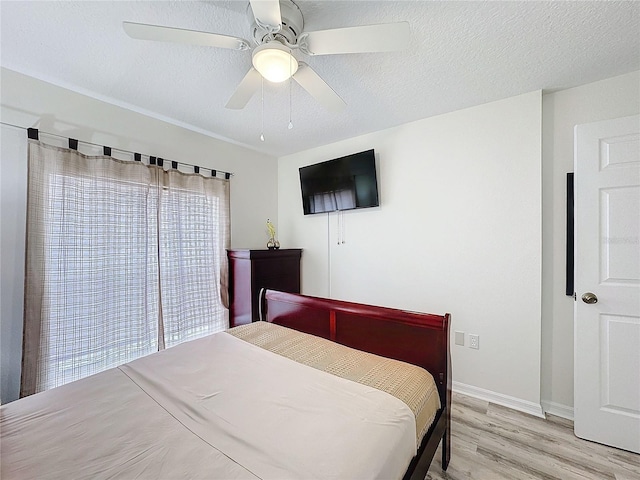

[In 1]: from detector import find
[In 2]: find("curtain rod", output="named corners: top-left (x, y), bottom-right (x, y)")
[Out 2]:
top-left (0, 121), bottom-right (233, 179)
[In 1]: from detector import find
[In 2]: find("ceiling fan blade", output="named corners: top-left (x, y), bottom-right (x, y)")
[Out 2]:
top-left (123, 22), bottom-right (249, 51)
top-left (225, 68), bottom-right (262, 109)
top-left (300, 22), bottom-right (410, 55)
top-left (249, 0), bottom-right (282, 31)
top-left (293, 63), bottom-right (346, 113)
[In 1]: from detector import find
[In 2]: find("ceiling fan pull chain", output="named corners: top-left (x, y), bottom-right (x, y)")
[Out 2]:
top-left (260, 77), bottom-right (265, 142)
top-left (288, 48), bottom-right (294, 130)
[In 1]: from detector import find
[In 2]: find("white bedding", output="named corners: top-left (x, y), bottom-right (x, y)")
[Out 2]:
top-left (1, 331), bottom-right (416, 479)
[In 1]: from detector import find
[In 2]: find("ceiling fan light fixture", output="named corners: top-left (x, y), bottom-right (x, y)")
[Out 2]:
top-left (252, 42), bottom-right (298, 83)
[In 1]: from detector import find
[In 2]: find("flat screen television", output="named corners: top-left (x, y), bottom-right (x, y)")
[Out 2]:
top-left (299, 149), bottom-right (379, 215)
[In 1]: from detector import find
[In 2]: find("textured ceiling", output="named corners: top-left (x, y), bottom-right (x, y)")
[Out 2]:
top-left (1, 1), bottom-right (639, 157)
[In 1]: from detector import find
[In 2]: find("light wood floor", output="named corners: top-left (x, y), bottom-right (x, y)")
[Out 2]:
top-left (426, 393), bottom-right (640, 480)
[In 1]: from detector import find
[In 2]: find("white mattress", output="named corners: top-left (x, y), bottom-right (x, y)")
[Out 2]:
top-left (1, 330), bottom-right (416, 479)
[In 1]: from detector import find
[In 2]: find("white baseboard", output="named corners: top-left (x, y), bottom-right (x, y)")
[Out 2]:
top-left (452, 381), bottom-right (545, 419)
top-left (541, 400), bottom-right (574, 421)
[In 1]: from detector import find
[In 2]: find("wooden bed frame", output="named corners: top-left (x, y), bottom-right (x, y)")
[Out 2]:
top-left (260, 289), bottom-right (451, 478)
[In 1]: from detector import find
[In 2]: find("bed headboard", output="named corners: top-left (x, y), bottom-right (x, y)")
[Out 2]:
top-left (261, 289), bottom-right (451, 409)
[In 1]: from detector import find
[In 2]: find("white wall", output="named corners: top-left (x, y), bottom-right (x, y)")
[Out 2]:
top-left (0, 68), bottom-right (279, 403)
top-left (0, 125), bottom-right (27, 405)
top-left (540, 70), bottom-right (640, 418)
top-left (278, 91), bottom-right (543, 413)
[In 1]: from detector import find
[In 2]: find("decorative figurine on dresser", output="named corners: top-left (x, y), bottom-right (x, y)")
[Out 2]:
top-left (266, 219), bottom-right (281, 250)
top-left (227, 249), bottom-right (302, 327)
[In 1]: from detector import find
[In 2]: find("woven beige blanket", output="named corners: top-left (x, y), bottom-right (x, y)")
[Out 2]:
top-left (228, 321), bottom-right (440, 445)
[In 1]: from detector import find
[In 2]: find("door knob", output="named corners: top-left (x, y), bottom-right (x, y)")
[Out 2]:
top-left (581, 292), bottom-right (598, 304)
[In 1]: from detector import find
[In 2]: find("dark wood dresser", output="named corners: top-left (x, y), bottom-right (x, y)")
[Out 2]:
top-left (227, 249), bottom-right (302, 327)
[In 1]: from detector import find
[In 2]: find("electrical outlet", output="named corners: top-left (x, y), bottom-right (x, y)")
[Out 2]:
top-left (454, 331), bottom-right (465, 346)
top-left (469, 334), bottom-right (479, 350)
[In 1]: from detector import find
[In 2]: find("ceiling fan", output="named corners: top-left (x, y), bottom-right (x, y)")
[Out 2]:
top-left (123, 0), bottom-right (410, 113)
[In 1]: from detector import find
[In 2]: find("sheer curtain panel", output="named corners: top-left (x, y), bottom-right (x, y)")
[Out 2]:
top-left (21, 141), bottom-right (230, 397)
top-left (159, 169), bottom-right (230, 348)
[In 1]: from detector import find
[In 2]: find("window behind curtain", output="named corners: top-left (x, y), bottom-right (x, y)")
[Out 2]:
top-left (22, 141), bottom-right (230, 397)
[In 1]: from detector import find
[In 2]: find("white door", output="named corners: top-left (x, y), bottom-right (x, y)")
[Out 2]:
top-left (574, 114), bottom-right (640, 453)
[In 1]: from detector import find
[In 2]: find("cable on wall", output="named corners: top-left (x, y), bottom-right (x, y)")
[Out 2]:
top-left (335, 210), bottom-right (346, 245)
top-left (327, 211), bottom-right (332, 298)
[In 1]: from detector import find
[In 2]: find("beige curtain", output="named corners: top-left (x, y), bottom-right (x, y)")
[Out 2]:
top-left (158, 168), bottom-right (230, 348)
top-left (21, 140), bottom-right (230, 397)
